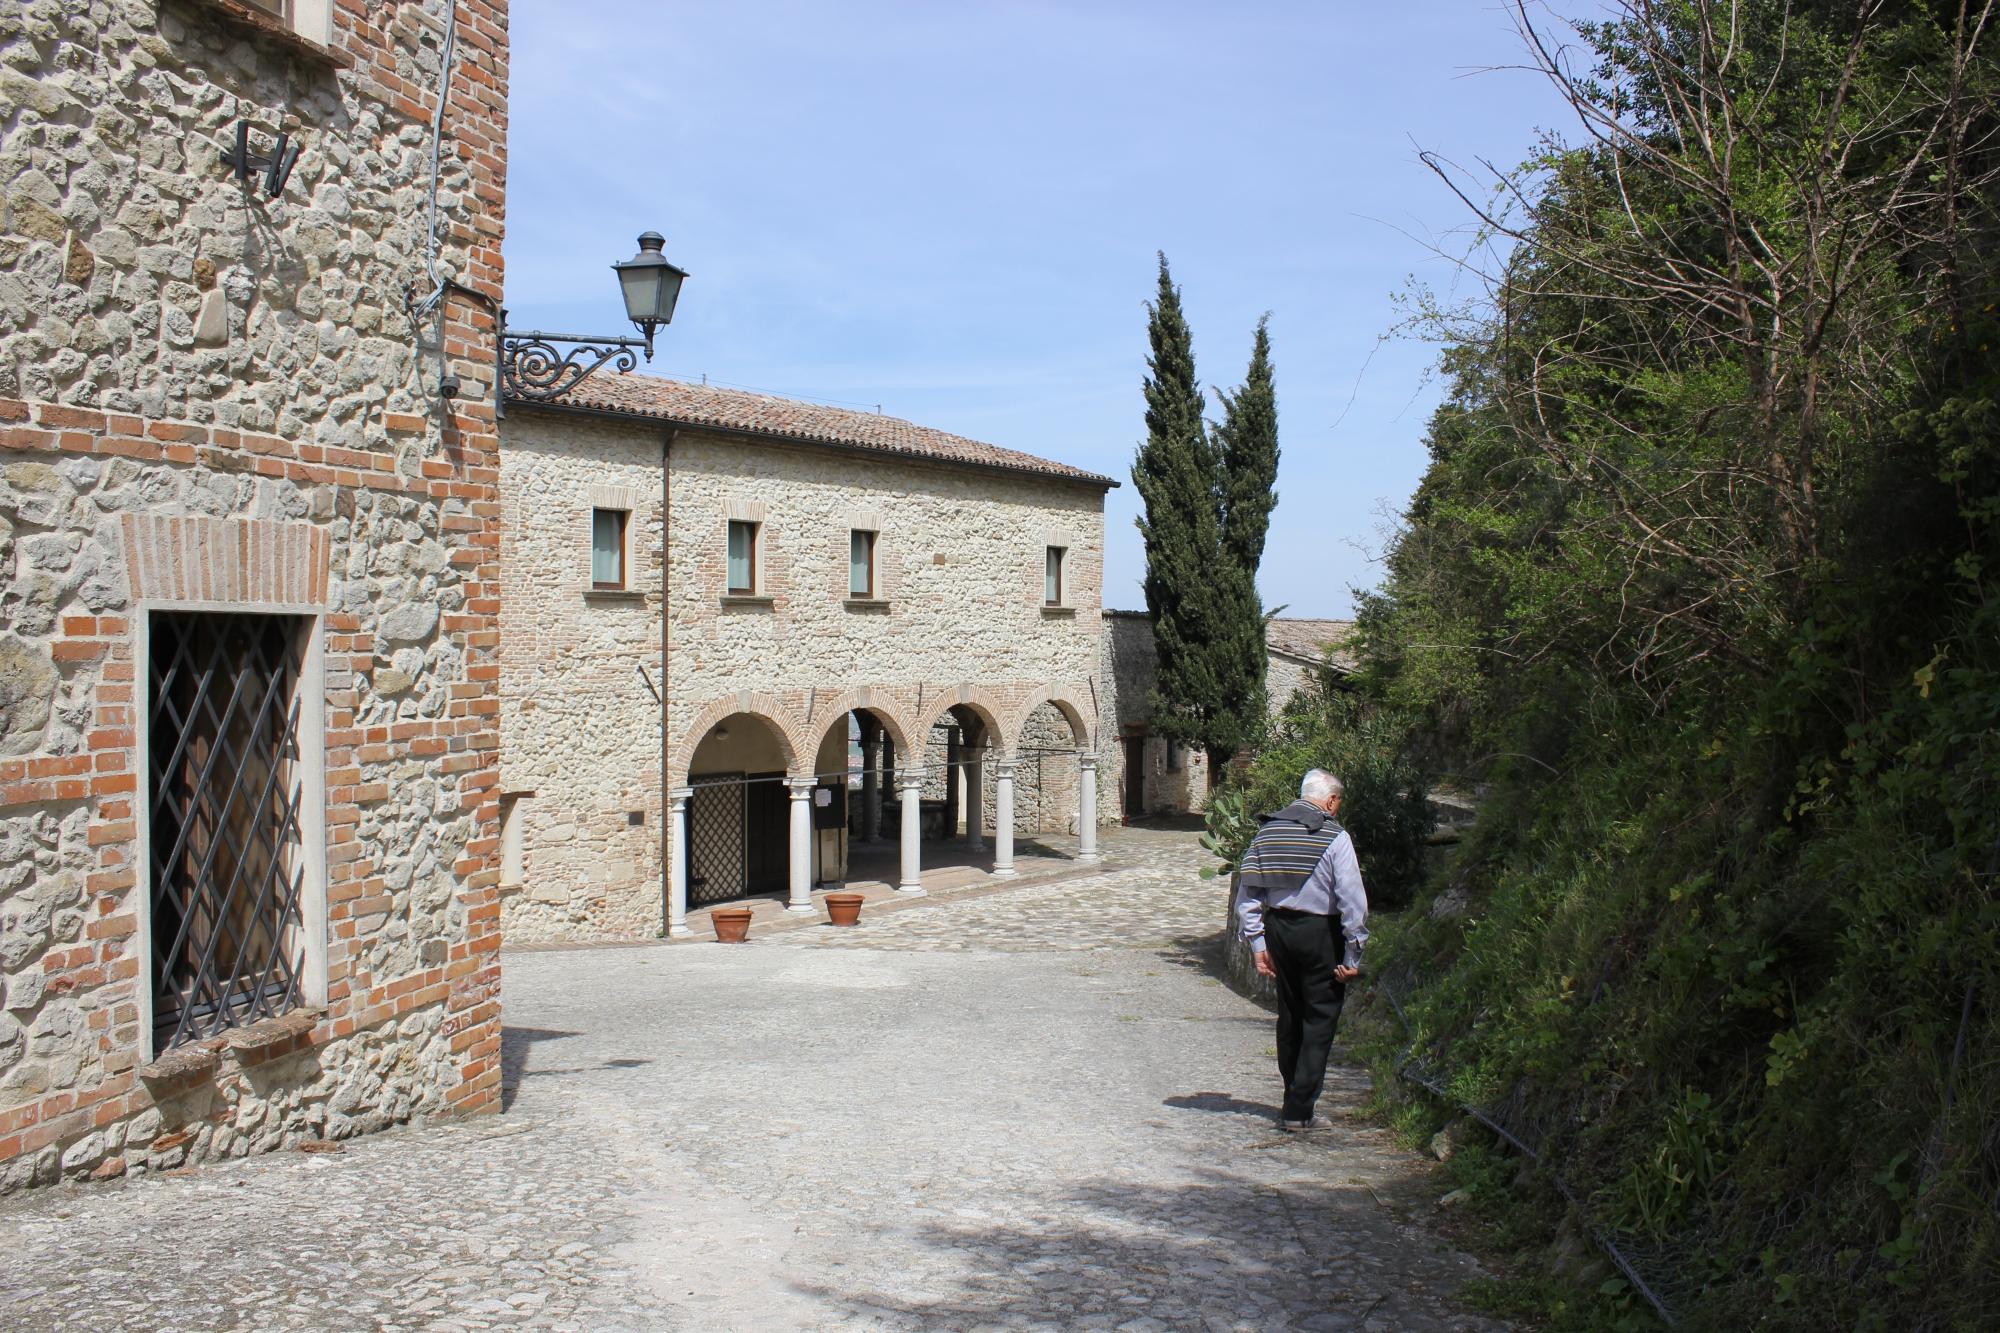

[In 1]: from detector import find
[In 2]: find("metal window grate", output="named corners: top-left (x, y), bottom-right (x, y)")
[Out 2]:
top-left (687, 778), bottom-right (746, 905)
top-left (148, 612), bottom-right (309, 1051)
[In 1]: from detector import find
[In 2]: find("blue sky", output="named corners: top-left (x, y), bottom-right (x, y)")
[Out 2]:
top-left (503, 3), bottom-right (1568, 617)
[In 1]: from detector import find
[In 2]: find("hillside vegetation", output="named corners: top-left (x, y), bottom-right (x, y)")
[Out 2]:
top-left (1242, 3), bottom-right (2000, 1327)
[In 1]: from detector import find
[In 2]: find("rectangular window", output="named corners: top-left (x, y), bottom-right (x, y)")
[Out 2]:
top-left (849, 529), bottom-right (877, 598)
top-left (591, 508), bottom-right (627, 589)
top-left (727, 520), bottom-right (759, 594)
top-left (1045, 546), bottom-right (1065, 606)
top-left (149, 612), bottom-right (310, 1051)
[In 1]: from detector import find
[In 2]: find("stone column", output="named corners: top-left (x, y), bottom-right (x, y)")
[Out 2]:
top-left (860, 716), bottom-right (881, 842)
top-left (786, 777), bottom-right (815, 913)
top-left (943, 724), bottom-right (960, 838)
top-left (667, 788), bottom-right (693, 936)
top-left (964, 748), bottom-right (985, 849)
top-left (896, 771), bottom-right (926, 895)
top-left (1077, 756), bottom-right (1099, 862)
top-left (992, 758), bottom-right (1017, 877)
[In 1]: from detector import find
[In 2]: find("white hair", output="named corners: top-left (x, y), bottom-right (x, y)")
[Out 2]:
top-left (1299, 769), bottom-right (1344, 801)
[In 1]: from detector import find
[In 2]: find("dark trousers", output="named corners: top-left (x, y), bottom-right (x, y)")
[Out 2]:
top-left (1264, 908), bottom-right (1346, 1120)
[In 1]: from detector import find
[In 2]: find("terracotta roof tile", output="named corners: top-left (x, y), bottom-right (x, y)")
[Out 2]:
top-left (1265, 617), bottom-right (1357, 672)
top-left (526, 373), bottom-right (1117, 487)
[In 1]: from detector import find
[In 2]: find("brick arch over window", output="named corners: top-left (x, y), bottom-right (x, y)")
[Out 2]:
top-left (794, 687), bottom-right (916, 765)
top-left (120, 514), bottom-right (332, 607)
top-left (913, 685), bottom-right (1009, 757)
top-left (1006, 688), bottom-right (1093, 754)
top-left (673, 692), bottom-right (802, 784)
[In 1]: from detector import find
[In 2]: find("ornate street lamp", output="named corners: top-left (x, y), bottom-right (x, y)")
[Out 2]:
top-left (498, 231), bottom-right (690, 408)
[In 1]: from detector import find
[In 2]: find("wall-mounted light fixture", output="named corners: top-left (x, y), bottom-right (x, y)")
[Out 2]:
top-left (497, 231), bottom-right (690, 410)
top-left (221, 120), bottom-right (301, 199)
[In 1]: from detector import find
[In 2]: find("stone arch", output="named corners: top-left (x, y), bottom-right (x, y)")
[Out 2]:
top-left (672, 691), bottom-right (801, 784)
top-left (792, 686), bottom-right (916, 766)
top-left (913, 684), bottom-right (1008, 758)
top-left (1005, 687), bottom-right (1093, 754)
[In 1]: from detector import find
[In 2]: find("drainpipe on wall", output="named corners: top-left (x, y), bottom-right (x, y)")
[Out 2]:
top-left (658, 428), bottom-right (674, 937)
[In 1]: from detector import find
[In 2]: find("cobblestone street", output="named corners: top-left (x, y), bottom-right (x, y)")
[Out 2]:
top-left (0, 826), bottom-right (1503, 1332)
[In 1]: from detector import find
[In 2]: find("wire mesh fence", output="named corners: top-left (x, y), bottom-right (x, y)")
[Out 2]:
top-left (1376, 960), bottom-right (1687, 1327)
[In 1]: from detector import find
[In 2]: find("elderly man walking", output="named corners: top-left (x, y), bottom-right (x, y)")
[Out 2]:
top-left (1234, 769), bottom-right (1368, 1131)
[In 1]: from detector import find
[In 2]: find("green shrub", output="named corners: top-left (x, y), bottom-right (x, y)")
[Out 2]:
top-left (1201, 683), bottom-right (1435, 907)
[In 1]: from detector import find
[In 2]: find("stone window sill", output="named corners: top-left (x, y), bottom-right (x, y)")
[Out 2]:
top-left (1041, 605), bottom-right (1078, 618)
top-left (720, 594), bottom-right (775, 609)
top-left (179, 0), bottom-right (356, 68)
top-left (137, 1007), bottom-right (323, 1087)
top-left (583, 588), bottom-right (647, 603)
top-left (843, 598), bottom-right (891, 612)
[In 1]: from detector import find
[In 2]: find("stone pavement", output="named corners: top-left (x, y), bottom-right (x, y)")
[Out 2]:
top-left (0, 825), bottom-right (1506, 1332)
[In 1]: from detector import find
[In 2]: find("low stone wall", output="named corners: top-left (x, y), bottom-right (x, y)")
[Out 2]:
top-left (1217, 874), bottom-right (1277, 1008)
top-left (0, 1004), bottom-right (454, 1192)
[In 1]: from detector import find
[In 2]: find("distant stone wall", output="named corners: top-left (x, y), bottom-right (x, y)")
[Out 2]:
top-left (0, 0), bottom-right (510, 1192)
top-left (497, 413), bottom-right (1108, 939)
top-left (496, 412), bottom-right (663, 943)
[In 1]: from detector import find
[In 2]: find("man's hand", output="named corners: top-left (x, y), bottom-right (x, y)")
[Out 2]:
top-left (1334, 964), bottom-right (1359, 983)
top-left (1253, 950), bottom-right (1278, 979)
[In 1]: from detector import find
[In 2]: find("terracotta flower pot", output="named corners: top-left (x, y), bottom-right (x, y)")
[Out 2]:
top-left (825, 892), bottom-right (865, 927)
top-left (710, 907), bottom-right (754, 943)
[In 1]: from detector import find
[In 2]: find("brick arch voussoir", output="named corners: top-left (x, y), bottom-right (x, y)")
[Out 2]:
top-left (795, 686), bottom-right (918, 765)
top-left (914, 684), bottom-right (1010, 757)
top-left (1006, 685), bottom-right (1094, 755)
top-left (672, 691), bottom-right (802, 786)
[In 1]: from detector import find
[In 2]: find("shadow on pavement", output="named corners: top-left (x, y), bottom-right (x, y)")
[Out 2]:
top-left (499, 1026), bottom-right (582, 1111)
top-left (783, 1169), bottom-right (1482, 1330)
top-left (1163, 1091), bottom-right (1280, 1120)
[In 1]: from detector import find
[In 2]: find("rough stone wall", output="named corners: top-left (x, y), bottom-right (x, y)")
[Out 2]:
top-left (0, 0), bottom-right (509, 1193)
top-left (1266, 651), bottom-right (1319, 717)
top-left (663, 429), bottom-right (1105, 777)
top-left (496, 411), bottom-right (662, 943)
top-left (1100, 611), bottom-right (1211, 819)
top-left (497, 413), bottom-right (1107, 938)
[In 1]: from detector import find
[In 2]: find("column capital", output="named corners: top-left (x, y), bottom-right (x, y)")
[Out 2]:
top-left (992, 758), bottom-right (1019, 779)
top-left (895, 769), bottom-right (925, 791)
top-left (1076, 753), bottom-right (1098, 771)
top-left (669, 787), bottom-right (693, 805)
top-left (785, 775), bottom-right (817, 795)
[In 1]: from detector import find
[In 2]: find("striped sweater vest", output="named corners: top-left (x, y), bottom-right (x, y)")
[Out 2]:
top-left (1236, 800), bottom-right (1342, 899)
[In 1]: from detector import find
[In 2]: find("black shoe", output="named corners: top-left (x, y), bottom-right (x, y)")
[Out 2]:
top-left (1278, 1114), bottom-right (1331, 1132)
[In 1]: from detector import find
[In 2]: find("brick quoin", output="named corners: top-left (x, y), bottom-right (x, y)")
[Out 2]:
top-left (0, 0), bottom-right (511, 1193)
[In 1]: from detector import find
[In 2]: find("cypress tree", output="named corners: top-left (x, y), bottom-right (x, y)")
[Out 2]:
top-left (1212, 315), bottom-right (1279, 738)
top-left (1132, 254), bottom-right (1232, 779)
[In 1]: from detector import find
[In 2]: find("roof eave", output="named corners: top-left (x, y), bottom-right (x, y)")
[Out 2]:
top-left (505, 395), bottom-right (1121, 491)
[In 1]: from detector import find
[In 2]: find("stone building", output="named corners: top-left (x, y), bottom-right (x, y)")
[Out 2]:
top-left (0, 0), bottom-right (510, 1191)
top-left (498, 375), bottom-right (1116, 942)
top-left (1100, 612), bottom-right (1355, 819)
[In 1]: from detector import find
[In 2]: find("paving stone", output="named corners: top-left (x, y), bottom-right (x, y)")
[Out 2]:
top-left (0, 826), bottom-right (1504, 1331)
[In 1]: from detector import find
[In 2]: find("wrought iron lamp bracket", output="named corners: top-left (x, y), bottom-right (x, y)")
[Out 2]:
top-left (497, 315), bottom-right (652, 406)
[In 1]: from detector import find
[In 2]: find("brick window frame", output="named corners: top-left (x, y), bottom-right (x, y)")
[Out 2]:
top-left (849, 529), bottom-right (878, 599)
top-left (1044, 545), bottom-right (1066, 607)
top-left (591, 508), bottom-right (629, 590)
top-left (727, 520), bottom-right (760, 595)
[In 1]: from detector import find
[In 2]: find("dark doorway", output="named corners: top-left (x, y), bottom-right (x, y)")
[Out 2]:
top-left (688, 772), bottom-right (792, 903)
top-left (1123, 736), bottom-right (1146, 822)
top-left (744, 771), bottom-right (788, 893)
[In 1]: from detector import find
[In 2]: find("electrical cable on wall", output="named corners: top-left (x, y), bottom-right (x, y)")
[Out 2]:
top-left (406, 0), bottom-right (460, 324)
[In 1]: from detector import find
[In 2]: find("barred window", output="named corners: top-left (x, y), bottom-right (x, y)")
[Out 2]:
top-left (148, 612), bottom-right (311, 1051)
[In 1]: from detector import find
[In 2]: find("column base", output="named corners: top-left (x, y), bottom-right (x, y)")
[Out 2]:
top-left (667, 923), bottom-right (694, 938)
top-left (1076, 851), bottom-right (1102, 862)
top-left (990, 867), bottom-right (1018, 879)
top-left (895, 884), bottom-right (927, 897)
top-left (784, 903), bottom-right (816, 915)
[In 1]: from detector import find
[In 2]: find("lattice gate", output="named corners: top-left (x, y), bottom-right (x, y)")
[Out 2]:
top-left (148, 611), bottom-right (310, 1051)
top-left (686, 776), bottom-right (746, 906)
